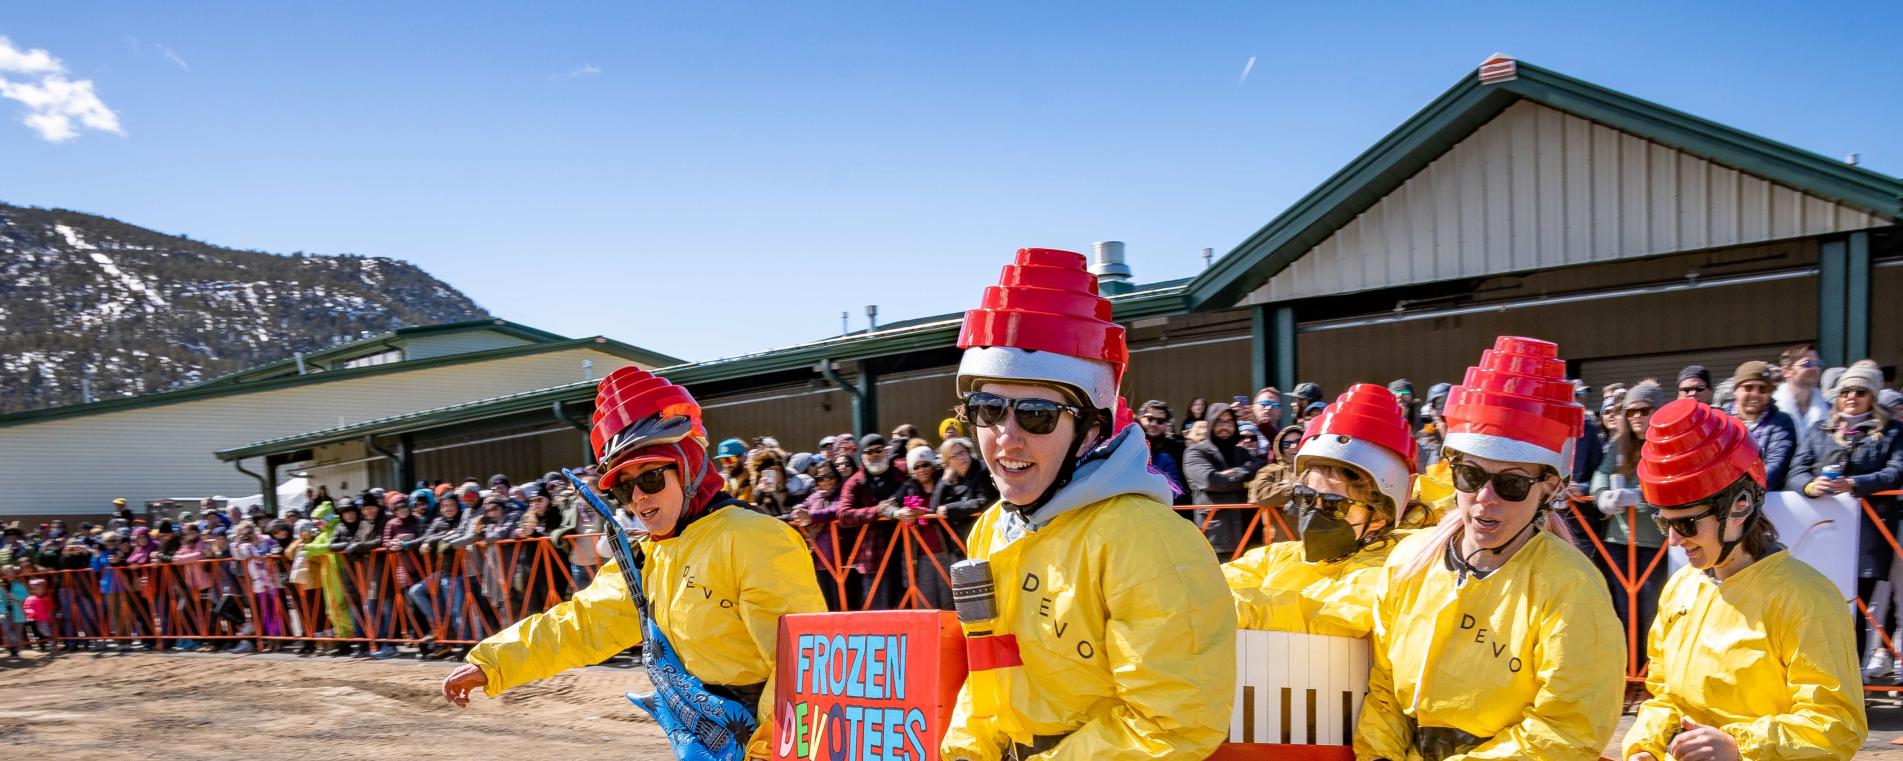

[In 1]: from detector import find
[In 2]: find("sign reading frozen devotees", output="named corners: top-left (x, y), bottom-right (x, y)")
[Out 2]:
top-left (774, 611), bottom-right (966, 761)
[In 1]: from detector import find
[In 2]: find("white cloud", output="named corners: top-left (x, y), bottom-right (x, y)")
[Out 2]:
top-left (158, 45), bottom-right (189, 71)
top-left (554, 63), bottom-right (601, 79)
top-left (1238, 56), bottom-right (1256, 86)
top-left (0, 36), bottom-right (62, 75)
top-left (0, 36), bottom-right (123, 142)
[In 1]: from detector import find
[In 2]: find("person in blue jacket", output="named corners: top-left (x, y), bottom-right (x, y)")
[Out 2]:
top-left (1721, 361), bottom-right (1797, 489)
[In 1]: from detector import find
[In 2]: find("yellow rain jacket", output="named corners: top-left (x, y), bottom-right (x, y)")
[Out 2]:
top-left (1622, 550), bottom-right (1865, 760)
top-left (467, 505), bottom-right (825, 758)
top-left (941, 428), bottom-right (1234, 760)
top-left (1223, 535), bottom-right (1400, 637)
top-left (1357, 529), bottom-right (1624, 761)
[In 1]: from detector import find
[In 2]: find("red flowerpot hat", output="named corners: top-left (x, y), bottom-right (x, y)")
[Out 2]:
top-left (1441, 336), bottom-right (1585, 478)
top-left (956, 248), bottom-right (1128, 411)
top-left (1638, 398), bottom-right (1766, 507)
top-left (1296, 383), bottom-right (1419, 514)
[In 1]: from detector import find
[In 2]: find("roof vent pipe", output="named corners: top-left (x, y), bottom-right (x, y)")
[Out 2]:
top-left (294, 351), bottom-right (307, 375)
top-left (1202, 247), bottom-right (1214, 268)
top-left (1091, 241), bottom-right (1134, 295)
top-left (866, 305), bottom-right (879, 332)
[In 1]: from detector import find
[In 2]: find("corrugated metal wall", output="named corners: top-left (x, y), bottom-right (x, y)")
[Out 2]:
top-left (1873, 262), bottom-right (1903, 374)
top-left (1248, 101), bottom-right (1888, 303)
top-left (700, 384), bottom-right (853, 454)
top-left (0, 348), bottom-right (643, 516)
top-left (400, 330), bottom-right (536, 361)
top-left (1295, 274), bottom-right (1817, 396)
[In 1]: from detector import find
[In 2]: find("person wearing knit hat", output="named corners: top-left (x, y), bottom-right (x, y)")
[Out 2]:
top-left (1361, 337), bottom-right (1622, 761)
top-left (1592, 378), bottom-right (1671, 659)
top-left (1882, 388), bottom-right (1903, 418)
top-left (1621, 399), bottom-right (1866, 760)
top-left (1223, 384), bottom-right (1417, 639)
top-left (1787, 359), bottom-right (1903, 676)
top-left (1675, 365), bottom-right (1713, 405)
top-left (1721, 360), bottom-right (1799, 491)
top-left (444, 366), bottom-right (824, 760)
top-left (942, 248), bottom-right (1233, 761)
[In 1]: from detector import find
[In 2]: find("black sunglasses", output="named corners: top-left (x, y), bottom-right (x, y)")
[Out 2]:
top-left (1291, 485), bottom-right (1374, 516)
top-left (1450, 462), bottom-right (1541, 502)
top-left (609, 464), bottom-right (677, 503)
top-left (961, 391), bottom-right (1082, 436)
top-left (1677, 385), bottom-right (1708, 395)
top-left (1652, 501), bottom-right (1724, 537)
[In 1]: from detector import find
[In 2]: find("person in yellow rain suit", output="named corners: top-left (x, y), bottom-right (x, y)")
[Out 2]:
top-left (1357, 337), bottom-right (1625, 761)
top-left (940, 248), bottom-right (1233, 761)
top-left (1225, 384), bottom-right (1417, 637)
top-left (440, 367), bottom-right (825, 760)
top-left (1621, 399), bottom-right (1865, 761)
top-left (302, 500), bottom-right (356, 651)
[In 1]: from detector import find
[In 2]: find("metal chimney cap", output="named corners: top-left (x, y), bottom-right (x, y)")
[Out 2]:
top-left (1090, 241), bottom-right (1132, 279)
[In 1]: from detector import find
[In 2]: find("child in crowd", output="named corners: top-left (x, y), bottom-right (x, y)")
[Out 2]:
top-left (23, 577), bottom-right (54, 653)
top-left (0, 567), bottom-right (23, 656)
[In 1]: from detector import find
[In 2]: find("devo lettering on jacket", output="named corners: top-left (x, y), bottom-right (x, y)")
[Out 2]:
top-left (1023, 572), bottom-right (1096, 660)
top-left (1458, 612), bottom-right (1523, 673)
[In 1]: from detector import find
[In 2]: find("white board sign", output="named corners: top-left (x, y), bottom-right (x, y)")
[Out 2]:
top-left (1665, 491), bottom-right (1860, 601)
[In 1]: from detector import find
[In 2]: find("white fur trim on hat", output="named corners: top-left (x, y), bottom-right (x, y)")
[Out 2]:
top-left (1296, 435), bottom-right (1413, 516)
top-left (1444, 432), bottom-right (1575, 480)
top-left (957, 345), bottom-right (1117, 411)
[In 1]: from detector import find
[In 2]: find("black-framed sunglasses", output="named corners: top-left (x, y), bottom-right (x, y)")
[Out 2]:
top-left (1677, 385), bottom-right (1708, 395)
top-left (1652, 501), bottom-right (1724, 537)
top-left (609, 464), bottom-right (677, 503)
top-left (961, 391), bottom-right (1082, 436)
top-left (1291, 485), bottom-right (1374, 516)
top-left (1449, 462), bottom-right (1540, 502)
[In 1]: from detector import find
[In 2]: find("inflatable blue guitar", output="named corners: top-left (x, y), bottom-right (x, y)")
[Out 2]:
top-left (560, 469), bottom-right (756, 761)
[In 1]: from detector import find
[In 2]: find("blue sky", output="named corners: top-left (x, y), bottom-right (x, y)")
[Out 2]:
top-left (5, 2), bottom-right (1899, 362)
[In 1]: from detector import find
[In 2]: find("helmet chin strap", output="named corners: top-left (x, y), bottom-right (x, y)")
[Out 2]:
top-left (1004, 410), bottom-right (1105, 517)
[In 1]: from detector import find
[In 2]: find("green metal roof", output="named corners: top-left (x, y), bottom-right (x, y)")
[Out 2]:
top-left (215, 280), bottom-right (1193, 460)
top-left (1186, 59), bottom-right (1903, 310)
top-left (191, 318), bottom-right (585, 388)
top-left (0, 335), bottom-right (671, 429)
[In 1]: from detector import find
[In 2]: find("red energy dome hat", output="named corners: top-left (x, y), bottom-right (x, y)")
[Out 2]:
top-left (1638, 398), bottom-right (1766, 507)
top-left (956, 248), bottom-right (1128, 411)
top-left (1296, 384), bottom-right (1418, 514)
top-left (1441, 337), bottom-right (1585, 478)
top-left (590, 366), bottom-right (706, 489)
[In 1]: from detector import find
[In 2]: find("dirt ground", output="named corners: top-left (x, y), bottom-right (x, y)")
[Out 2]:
top-left (0, 649), bottom-right (670, 760)
top-left (3, 649), bottom-right (1902, 759)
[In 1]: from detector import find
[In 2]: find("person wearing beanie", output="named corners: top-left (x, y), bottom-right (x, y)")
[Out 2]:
top-left (885, 445), bottom-right (954, 609)
top-left (443, 367), bottom-right (824, 760)
top-left (1787, 360), bottom-right (1903, 676)
top-left (1882, 388), bottom-right (1903, 418)
top-left (941, 248), bottom-right (1233, 761)
top-left (1360, 337), bottom-right (1622, 761)
top-left (1592, 378), bottom-right (1671, 658)
top-left (1247, 424), bottom-right (1310, 538)
top-left (1224, 384), bottom-right (1417, 638)
top-left (1675, 365), bottom-right (1713, 405)
top-left (1185, 400), bottom-right (1268, 557)
top-left (1721, 361), bottom-right (1798, 490)
top-left (1621, 399), bottom-right (1865, 760)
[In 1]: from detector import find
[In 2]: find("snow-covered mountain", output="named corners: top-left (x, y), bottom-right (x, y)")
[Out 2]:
top-left (0, 202), bottom-right (489, 414)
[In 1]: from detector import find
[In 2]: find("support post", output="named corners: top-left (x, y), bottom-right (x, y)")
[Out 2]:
top-left (855, 359), bottom-right (880, 439)
top-left (1252, 304), bottom-right (1299, 427)
top-left (1817, 234), bottom-right (1870, 366)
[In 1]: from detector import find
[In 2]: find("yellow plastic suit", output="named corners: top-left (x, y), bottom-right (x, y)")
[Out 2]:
top-left (1622, 550), bottom-right (1866, 760)
top-left (940, 493), bottom-right (1235, 760)
top-left (466, 505), bottom-right (826, 759)
top-left (1223, 535), bottom-right (1400, 637)
top-left (1356, 529), bottom-right (1624, 761)
top-left (303, 502), bottom-right (354, 639)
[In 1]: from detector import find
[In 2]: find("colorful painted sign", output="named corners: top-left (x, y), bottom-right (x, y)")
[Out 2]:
top-left (774, 610), bottom-right (967, 761)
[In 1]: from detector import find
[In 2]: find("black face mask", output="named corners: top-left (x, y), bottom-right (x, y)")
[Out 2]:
top-left (1299, 508), bottom-right (1367, 563)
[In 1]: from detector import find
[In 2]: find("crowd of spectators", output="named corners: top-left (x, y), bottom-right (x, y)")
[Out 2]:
top-left (4, 342), bottom-right (1900, 679)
